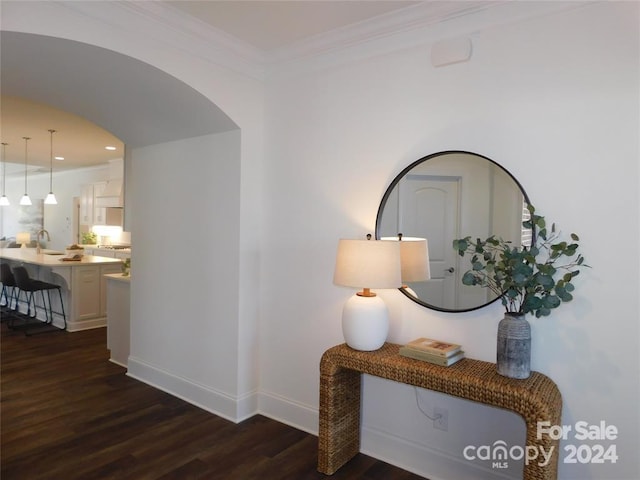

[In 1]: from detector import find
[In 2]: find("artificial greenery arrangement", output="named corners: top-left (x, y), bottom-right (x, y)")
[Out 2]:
top-left (81, 231), bottom-right (97, 245)
top-left (452, 204), bottom-right (588, 317)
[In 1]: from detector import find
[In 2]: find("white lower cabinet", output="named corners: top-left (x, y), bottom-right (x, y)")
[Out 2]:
top-left (72, 264), bottom-right (123, 321)
top-left (106, 274), bottom-right (130, 367)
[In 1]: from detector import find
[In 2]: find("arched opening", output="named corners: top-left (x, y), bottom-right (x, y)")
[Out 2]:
top-left (1, 32), bottom-right (238, 147)
top-left (2, 31), bottom-right (246, 416)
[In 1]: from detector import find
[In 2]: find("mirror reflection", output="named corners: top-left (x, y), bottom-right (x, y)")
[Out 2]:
top-left (376, 151), bottom-right (530, 312)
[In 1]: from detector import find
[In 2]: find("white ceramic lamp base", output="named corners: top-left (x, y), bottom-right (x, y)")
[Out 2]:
top-left (341, 293), bottom-right (389, 351)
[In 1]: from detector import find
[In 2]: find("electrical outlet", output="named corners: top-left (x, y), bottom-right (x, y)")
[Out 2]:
top-left (433, 407), bottom-right (448, 431)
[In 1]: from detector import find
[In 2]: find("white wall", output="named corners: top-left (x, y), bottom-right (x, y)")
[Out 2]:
top-left (259, 3), bottom-right (639, 480)
top-left (127, 131), bottom-right (246, 419)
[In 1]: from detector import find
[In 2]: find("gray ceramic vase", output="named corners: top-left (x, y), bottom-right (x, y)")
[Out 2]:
top-left (496, 313), bottom-right (531, 379)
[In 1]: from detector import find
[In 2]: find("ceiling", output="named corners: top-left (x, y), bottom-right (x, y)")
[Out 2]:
top-left (1, 96), bottom-right (125, 176)
top-left (165, 1), bottom-right (420, 51)
top-left (0, 1), bottom-right (462, 175)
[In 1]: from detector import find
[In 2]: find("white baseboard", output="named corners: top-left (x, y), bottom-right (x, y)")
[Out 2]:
top-left (66, 317), bottom-right (106, 332)
top-left (257, 389), bottom-right (319, 435)
top-left (361, 425), bottom-right (520, 480)
top-left (127, 355), bottom-right (259, 423)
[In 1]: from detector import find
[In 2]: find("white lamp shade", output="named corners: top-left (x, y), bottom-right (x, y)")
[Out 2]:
top-left (44, 192), bottom-right (58, 205)
top-left (19, 194), bottom-right (32, 206)
top-left (16, 232), bottom-right (31, 246)
top-left (381, 236), bottom-right (430, 282)
top-left (333, 239), bottom-right (401, 289)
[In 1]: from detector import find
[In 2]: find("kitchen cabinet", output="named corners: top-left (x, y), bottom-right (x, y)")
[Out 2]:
top-left (73, 263), bottom-right (122, 321)
top-left (92, 182), bottom-right (107, 225)
top-left (79, 184), bottom-right (95, 225)
top-left (80, 182), bottom-right (123, 227)
top-left (100, 264), bottom-right (123, 317)
top-left (105, 274), bottom-right (130, 367)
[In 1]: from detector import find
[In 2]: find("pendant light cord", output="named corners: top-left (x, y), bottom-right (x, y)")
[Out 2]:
top-left (1, 142), bottom-right (7, 196)
top-left (23, 137), bottom-right (30, 195)
top-left (49, 129), bottom-right (56, 191)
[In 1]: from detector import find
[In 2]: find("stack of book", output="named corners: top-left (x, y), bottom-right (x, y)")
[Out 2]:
top-left (399, 337), bottom-right (465, 366)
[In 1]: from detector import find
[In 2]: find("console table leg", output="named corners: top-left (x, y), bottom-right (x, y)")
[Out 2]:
top-left (523, 418), bottom-right (561, 480)
top-left (318, 367), bottom-right (361, 474)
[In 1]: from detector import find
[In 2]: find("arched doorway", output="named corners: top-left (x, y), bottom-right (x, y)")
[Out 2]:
top-left (2, 31), bottom-right (248, 419)
top-left (1, 32), bottom-right (238, 148)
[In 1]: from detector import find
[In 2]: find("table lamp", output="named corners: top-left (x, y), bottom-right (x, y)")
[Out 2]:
top-left (381, 234), bottom-right (430, 295)
top-left (16, 232), bottom-right (31, 248)
top-left (333, 235), bottom-right (401, 351)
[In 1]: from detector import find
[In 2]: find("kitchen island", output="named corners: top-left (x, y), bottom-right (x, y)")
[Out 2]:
top-left (1, 248), bottom-right (123, 332)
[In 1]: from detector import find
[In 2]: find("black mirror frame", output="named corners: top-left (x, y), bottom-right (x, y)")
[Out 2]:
top-left (375, 150), bottom-right (532, 313)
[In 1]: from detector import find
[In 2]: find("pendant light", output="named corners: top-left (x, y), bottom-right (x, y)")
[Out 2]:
top-left (44, 129), bottom-right (57, 205)
top-left (0, 142), bottom-right (9, 206)
top-left (19, 137), bottom-right (32, 206)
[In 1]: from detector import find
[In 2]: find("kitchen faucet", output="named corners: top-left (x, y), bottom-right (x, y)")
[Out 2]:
top-left (36, 229), bottom-right (50, 254)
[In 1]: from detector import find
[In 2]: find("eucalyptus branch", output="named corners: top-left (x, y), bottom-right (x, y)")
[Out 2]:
top-left (453, 204), bottom-right (589, 318)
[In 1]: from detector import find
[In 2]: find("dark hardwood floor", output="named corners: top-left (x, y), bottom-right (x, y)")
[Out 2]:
top-left (1, 318), bottom-right (425, 479)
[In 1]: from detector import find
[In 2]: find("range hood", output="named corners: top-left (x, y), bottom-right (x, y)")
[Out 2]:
top-left (95, 179), bottom-right (123, 208)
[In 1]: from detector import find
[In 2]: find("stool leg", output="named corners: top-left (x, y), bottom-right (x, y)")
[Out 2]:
top-left (1, 285), bottom-right (7, 307)
top-left (44, 290), bottom-right (53, 324)
top-left (57, 288), bottom-right (67, 330)
top-left (27, 291), bottom-right (37, 318)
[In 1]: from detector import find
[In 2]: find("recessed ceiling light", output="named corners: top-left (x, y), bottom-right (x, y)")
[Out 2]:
top-left (105, 146), bottom-right (117, 151)
top-left (55, 156), bottom-right (64, 161)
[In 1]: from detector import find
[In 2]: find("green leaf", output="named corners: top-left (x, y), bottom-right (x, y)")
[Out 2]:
top-left (559, 291), bottom-right (574, 302)
top-left (462, 271), bottom-right (478, 285)
top-left (537, 274), bottom-right (555, 289)
top-left (543, 295), bottom-right (561, 309)
top-left (453, 238), bottom-right (468, 252)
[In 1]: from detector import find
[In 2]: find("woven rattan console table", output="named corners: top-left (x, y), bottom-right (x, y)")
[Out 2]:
top-left (318, 343), bottom-right (562, 480)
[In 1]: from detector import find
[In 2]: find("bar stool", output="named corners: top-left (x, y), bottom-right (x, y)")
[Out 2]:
top-left (11, 266), bottom-right (66, 332)
top-left (1, 263), bottom-right (18, 312)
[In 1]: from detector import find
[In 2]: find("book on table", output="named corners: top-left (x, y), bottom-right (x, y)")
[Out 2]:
top-left (404, 337), bottom-right (462, 358)
top-left (399, 346), bottom-right (465, 366)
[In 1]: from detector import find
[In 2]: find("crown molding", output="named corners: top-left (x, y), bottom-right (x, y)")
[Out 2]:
top-left (264, 0), bottom-right (593, 77)
top-left (53, 1), bottom-right (266, 81)
top-left (20, 1), bottom-right (592, 82)
top-left (265, 1), bottom-right (502, 65)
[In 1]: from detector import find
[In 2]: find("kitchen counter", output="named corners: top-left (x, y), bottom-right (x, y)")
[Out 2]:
top-left (104, 273), bottom-right (131, 282)
top-left (83, 246), bottom-right (131, 259)
top-left (0, 248), bottom-right (123, 266)
top-left (1, 248), bottom-right (123, 331)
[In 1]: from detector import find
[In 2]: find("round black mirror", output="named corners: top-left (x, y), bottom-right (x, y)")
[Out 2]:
top-left (376, 151), bottom-right (531, 312)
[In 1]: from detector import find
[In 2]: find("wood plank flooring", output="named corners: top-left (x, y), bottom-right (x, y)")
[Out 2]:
top-left (1, 320), bottom-right (425, 479)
